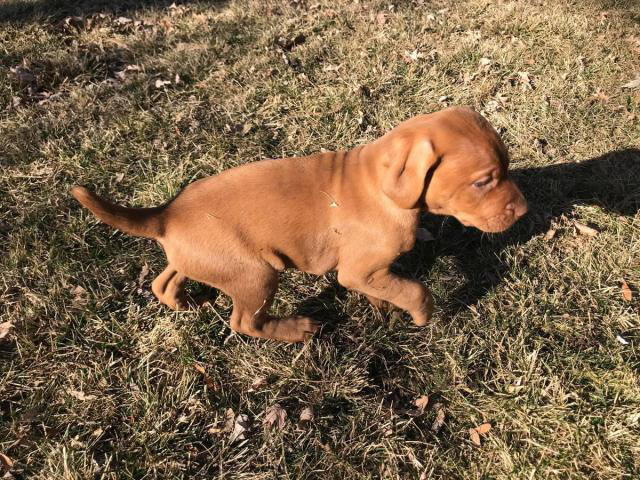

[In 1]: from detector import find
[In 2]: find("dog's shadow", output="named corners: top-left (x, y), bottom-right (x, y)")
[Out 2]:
top-left (409, 147), bottom-right (640, 316)
top-left (297, 148), bottom-right (640, 324)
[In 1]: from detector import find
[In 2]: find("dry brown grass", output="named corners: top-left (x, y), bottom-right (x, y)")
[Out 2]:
top-left (1, 0), bottom-right (639, 478)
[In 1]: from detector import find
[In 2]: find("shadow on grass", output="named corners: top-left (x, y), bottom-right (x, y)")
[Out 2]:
top-left (415, 147), bottom-right (640, 315)
top-left (0, 0), bottom-right (227, 24)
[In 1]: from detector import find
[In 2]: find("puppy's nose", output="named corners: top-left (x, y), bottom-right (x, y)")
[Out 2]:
top-left (506, 201), bottom-right (528, 218)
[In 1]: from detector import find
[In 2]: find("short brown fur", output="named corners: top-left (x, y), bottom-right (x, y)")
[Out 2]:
top-left (72, 107), bottom-right (527, 342)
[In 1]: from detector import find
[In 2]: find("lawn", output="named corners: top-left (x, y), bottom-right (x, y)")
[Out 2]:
top-left (1, 0), bottom-right (639, 478)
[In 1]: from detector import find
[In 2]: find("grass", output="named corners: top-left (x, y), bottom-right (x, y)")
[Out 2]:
top-left (1, 0), bottom-right (639, 478)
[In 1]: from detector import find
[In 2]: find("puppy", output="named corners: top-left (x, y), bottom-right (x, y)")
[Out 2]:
top-left (72, 107), bottom-right (527, 342)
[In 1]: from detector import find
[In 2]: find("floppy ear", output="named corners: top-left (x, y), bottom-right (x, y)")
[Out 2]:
top-left (382, 137), bottom-right (436, 209)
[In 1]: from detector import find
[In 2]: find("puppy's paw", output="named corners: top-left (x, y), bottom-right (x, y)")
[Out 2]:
top-left (412, 292), bottom-right (434, 326)
top-left (263, 315), bottom-right (321, 343)
top-left (292, 315), bottom-right (322, 342)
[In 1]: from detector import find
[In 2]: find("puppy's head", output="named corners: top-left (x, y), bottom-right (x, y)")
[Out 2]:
top-left (379, 106), bottom-right (527, 233)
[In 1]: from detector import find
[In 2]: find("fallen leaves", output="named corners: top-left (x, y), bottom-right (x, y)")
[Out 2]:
top-left (248, 377), bottom-right (267, 392)
top-left (403, 49), bottom-right (423, 63)
top-left (589, 88), bottom-right (611, 104)
top-left (508, 71), bottom-right (534, 91)
top-left (114, 64), bottom-right (142, 81)
top-left (70, 285), bottom-right (88, 306)
top-left (0, 453), bottom-right (13, 472)
top-left (478, 57), bottom-right (493, 72)
top-left (574, 221), bottom-right (598, 237)
top-left (10, 66), bottom-right (36, 86)
top-left (213, 408), bottom-right (251, 442)
top-left (0, 321), bottom-right (13, 340)
top-left (469, 422), bottom-right (492, 446)
top-left (222, 408), bottom-right (235, 432)
top-left (275, 33), bottom-right (306, 51)
top-left (414, 395), bottom-right (429, 413)
top-left (264, 403), bottom-right (287, 431)
top-left (228, 413), bottom-right (250, 443)
top-left (299, 407), bottom-right (314, 426)
top-left (193, 363), bottom-right (217, 391)
top-left (68, 389), bottom-right (97, 401)
top-left (431, 404), bottom-right (445, 433)
top-left (616, 335), bottom-right (629, 345)
top-left (154, 79), bottom-right (172, 89)
top-left (621, 279), bottom-right (632, 302)
top-left (138, 264), bottom-right (150, 285)
top-left (621, 76), bottom-right (640, 90)
top-left (376, 12), bottom-right (388, 26)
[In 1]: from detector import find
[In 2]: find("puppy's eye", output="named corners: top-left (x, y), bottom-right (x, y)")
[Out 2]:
top-left (473, 177), bottom-right (492, 188)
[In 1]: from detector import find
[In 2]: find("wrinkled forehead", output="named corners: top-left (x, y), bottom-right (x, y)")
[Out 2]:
top-left (442, 136), bottom-right (509, 178)
top-left (430, 108), bottom-right (510, 168)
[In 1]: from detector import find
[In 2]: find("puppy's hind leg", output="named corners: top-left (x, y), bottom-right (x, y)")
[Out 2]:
top-left (227, 265), bottom-right (321, 343)
top-left (151, 265), bottom-right (188, 310)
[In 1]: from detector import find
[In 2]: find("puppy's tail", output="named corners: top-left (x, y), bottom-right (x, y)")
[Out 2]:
top-left (71, 186), bottom-right (164, 239)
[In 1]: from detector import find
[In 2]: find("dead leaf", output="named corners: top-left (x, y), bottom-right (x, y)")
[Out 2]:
top-left (68, 390), bottom-right (96, 401)
top-left (403, 49), bottom-right (422, 63)
top-left (115, 172), bottom-right (125, 183)
top-left (241, 123), bottom-right (252, 136)
top-left (0, 452), bottom-right (13, 471)
top-left (621, 279), bottom-right (632, 302)
top-left (194, 363), bottom-right (217, 391)
top-left (469, 422), bottom-right (492, 446)
top-left (478, 57), bottom-right (492, 72)
top-left (299, 406), bottom-right (314, 425)
top-left (544, 228), bottom-right (557, 240)
top-left (138, 264), bottom-right (150, 285)
top-left (533, 137), bottom-right (548, 154)
top-left (376, 12), bottom-right (388, 25)
top-left (517, 71), bottom-right (533, 90)
top-left (0, 322), bottom-right (13, 340)
top-left (10, 66), bottom-right (36, 86)
top-left (626, 36), bottom-right (640, 53)
top-left (223, 408), bottom-right (235, 433)
top-left (414, 395), bottom-right (429, 412)
top-left (249, 377), bottom-right (267, 391)
top-left (264, 403), bottom-right (287, 430)
top-left (590, 89), bottom-right (610, 103)
top-left (476, 422), bottom-right (491, 434)
top-left (622, 76), bottom-right (640, 90)
top-left (616, 335), bottom-right (629, 345)
top-left (115, 65), bottom-right (141, 80)
top-left (507, 384), bottom-right (525, 393)
top-left (574, 221), bottom-right (598, 237)
top-left (431, 404), bottom-right (445, 433)
top-left (275, 33), bottom-right (306, 51)
top-left (416, 228), bottom-right (435, 242)
top-left (71, 285), bottom-right (88, 306)
top-left (229, 413), bottom-right (250, 442)
top-left (469, 428), bottom-right (481, 446)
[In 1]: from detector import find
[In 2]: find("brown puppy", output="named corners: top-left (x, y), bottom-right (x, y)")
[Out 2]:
top-left (72, 106), bottom-right (527, 342)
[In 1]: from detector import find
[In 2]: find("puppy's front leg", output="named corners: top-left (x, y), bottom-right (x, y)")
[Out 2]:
top-left (338, 266), bottom-right (434, 326)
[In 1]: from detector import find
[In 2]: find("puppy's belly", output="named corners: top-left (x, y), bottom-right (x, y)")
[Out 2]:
top-left (260, 245), bottom-right (339, 276)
